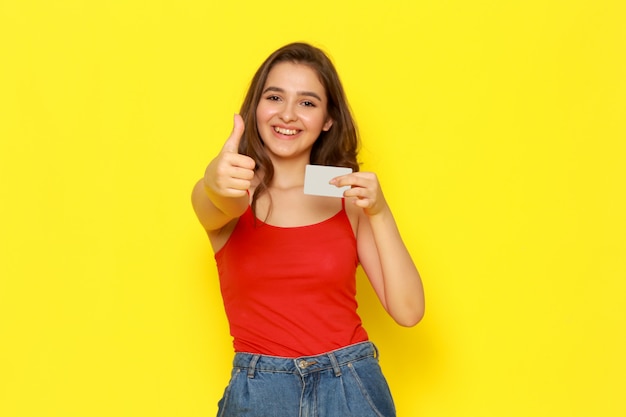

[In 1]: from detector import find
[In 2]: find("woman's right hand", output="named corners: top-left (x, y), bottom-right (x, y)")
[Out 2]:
top-left (203, 114), bottom-right (256, 199)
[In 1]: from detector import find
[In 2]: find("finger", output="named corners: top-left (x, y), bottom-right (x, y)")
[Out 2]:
top-left (343, 186), bottom-right (370, 200)
top-left (329, 174), bottom-right (354, 187)
top-left (330, 172), bottom-right (375, 188)
top-left (219, 187), bottom-right (249, 198)
top-left (228, 165), bottom-right (256, 181)
top-left (222, 114), bottom-right (245, 153)
top-left (213, 175), bottom-right (252, 195)
top-left (223, 152), bottom-right (256, 170)
top-left (352, 198), bottom-right (373, 209)
top-left (224, 179), bottom-right (253, 194)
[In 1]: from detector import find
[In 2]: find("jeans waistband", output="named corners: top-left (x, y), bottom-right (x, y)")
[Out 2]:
top-left (232, 341), bottom-right (378, 378)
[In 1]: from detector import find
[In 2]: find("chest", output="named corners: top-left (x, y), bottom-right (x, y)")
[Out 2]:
top-left (254, 187), bottom-right (347, 228)
top-left (217, 209), bottom-right (358, 296)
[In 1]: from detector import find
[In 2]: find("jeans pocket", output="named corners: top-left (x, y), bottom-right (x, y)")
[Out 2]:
top-left (217, 368), bottom-right (243, 417)
top-left (346, 358), bottom-right (396, 417)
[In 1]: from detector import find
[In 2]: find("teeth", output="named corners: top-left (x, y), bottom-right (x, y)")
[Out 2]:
top-left (274, 126), bottom-right (298, 135)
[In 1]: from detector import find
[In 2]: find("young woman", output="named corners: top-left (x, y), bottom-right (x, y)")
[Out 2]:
top-left (192, 42), bottom-right (424, 417)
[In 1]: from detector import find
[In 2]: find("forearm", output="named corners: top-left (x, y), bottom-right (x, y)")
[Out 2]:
top-left (203, 179), bottom-right (249, 217)
top-left (192, 179), bottom-right (248, 231)
top-left (367, 208), bottom-right (425, 326)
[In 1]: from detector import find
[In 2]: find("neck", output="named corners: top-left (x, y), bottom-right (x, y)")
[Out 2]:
top-left (267, 155), bottom-right (309, 190)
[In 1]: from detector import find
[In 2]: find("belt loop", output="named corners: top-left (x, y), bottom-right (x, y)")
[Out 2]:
top-left (372, 342), bottom-right (379, 359)
top-left (328, 352), bottom-right (342, 377)
top-left (247, 355), bottom-right (260, 379)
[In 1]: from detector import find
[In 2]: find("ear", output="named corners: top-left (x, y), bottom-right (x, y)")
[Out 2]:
top-left (322, 118), bottom-right (334, 132)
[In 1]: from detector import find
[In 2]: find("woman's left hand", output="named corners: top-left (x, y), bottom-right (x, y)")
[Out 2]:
top-left (330, 172), bottom-right (388, 217)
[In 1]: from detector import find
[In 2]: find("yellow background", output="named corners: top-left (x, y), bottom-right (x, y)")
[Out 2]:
top-left (1, 1), bottom-right (625, 416)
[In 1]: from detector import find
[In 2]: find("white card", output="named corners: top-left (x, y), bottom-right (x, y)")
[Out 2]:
top-left (304, 164), bottom-right (353, 198)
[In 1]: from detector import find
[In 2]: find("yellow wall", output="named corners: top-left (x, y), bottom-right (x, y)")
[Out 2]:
top-left (1, 1), bottom-right (625, 416)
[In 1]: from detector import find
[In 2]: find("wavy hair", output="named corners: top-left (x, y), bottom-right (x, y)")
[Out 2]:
top-left (237, 42), bottom-right (360, 215)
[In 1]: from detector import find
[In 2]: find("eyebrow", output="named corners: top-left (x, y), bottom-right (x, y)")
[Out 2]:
top-left (262, 86), bottom-right (323, 102)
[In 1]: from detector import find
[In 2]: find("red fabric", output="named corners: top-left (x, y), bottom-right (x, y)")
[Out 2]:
top-left (214, 202), bottom-right (369, 357)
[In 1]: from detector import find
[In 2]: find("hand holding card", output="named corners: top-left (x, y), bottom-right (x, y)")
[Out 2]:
top-left (304, 165), bottom-right (352, 198)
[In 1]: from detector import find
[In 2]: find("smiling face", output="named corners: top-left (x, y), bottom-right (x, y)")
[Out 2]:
top-left (255, 62), bottom-right (334, 164)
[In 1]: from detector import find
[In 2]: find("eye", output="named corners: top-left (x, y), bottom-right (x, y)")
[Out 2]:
top-left (266, 95), bottom-right (281, 101)
top-left (301, 100), bottom-right (316, 107)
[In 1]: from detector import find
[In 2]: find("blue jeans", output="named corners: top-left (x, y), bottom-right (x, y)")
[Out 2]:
top-left (217, 341), bottom-right (396, 417)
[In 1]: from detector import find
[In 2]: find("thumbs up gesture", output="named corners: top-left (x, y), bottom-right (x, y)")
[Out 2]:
top-left (203, 114), bottom-right (256, 199)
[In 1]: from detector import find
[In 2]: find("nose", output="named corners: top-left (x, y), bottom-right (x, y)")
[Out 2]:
top-left (279, 102), bottom-right (297, 123)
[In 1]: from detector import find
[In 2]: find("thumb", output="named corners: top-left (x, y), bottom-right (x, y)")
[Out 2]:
top-left (222, 114), bottom-right (245, 153)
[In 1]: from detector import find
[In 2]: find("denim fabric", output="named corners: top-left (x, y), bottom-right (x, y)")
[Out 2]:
top-left (216, 341), bottom-right (396, 417)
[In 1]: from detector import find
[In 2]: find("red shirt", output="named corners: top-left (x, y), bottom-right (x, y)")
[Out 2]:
top-left (214, 201), bottom-right (369, 357)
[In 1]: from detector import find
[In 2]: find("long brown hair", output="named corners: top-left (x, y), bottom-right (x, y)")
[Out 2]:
top-left (238, 42), bottom-right (360, 215)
